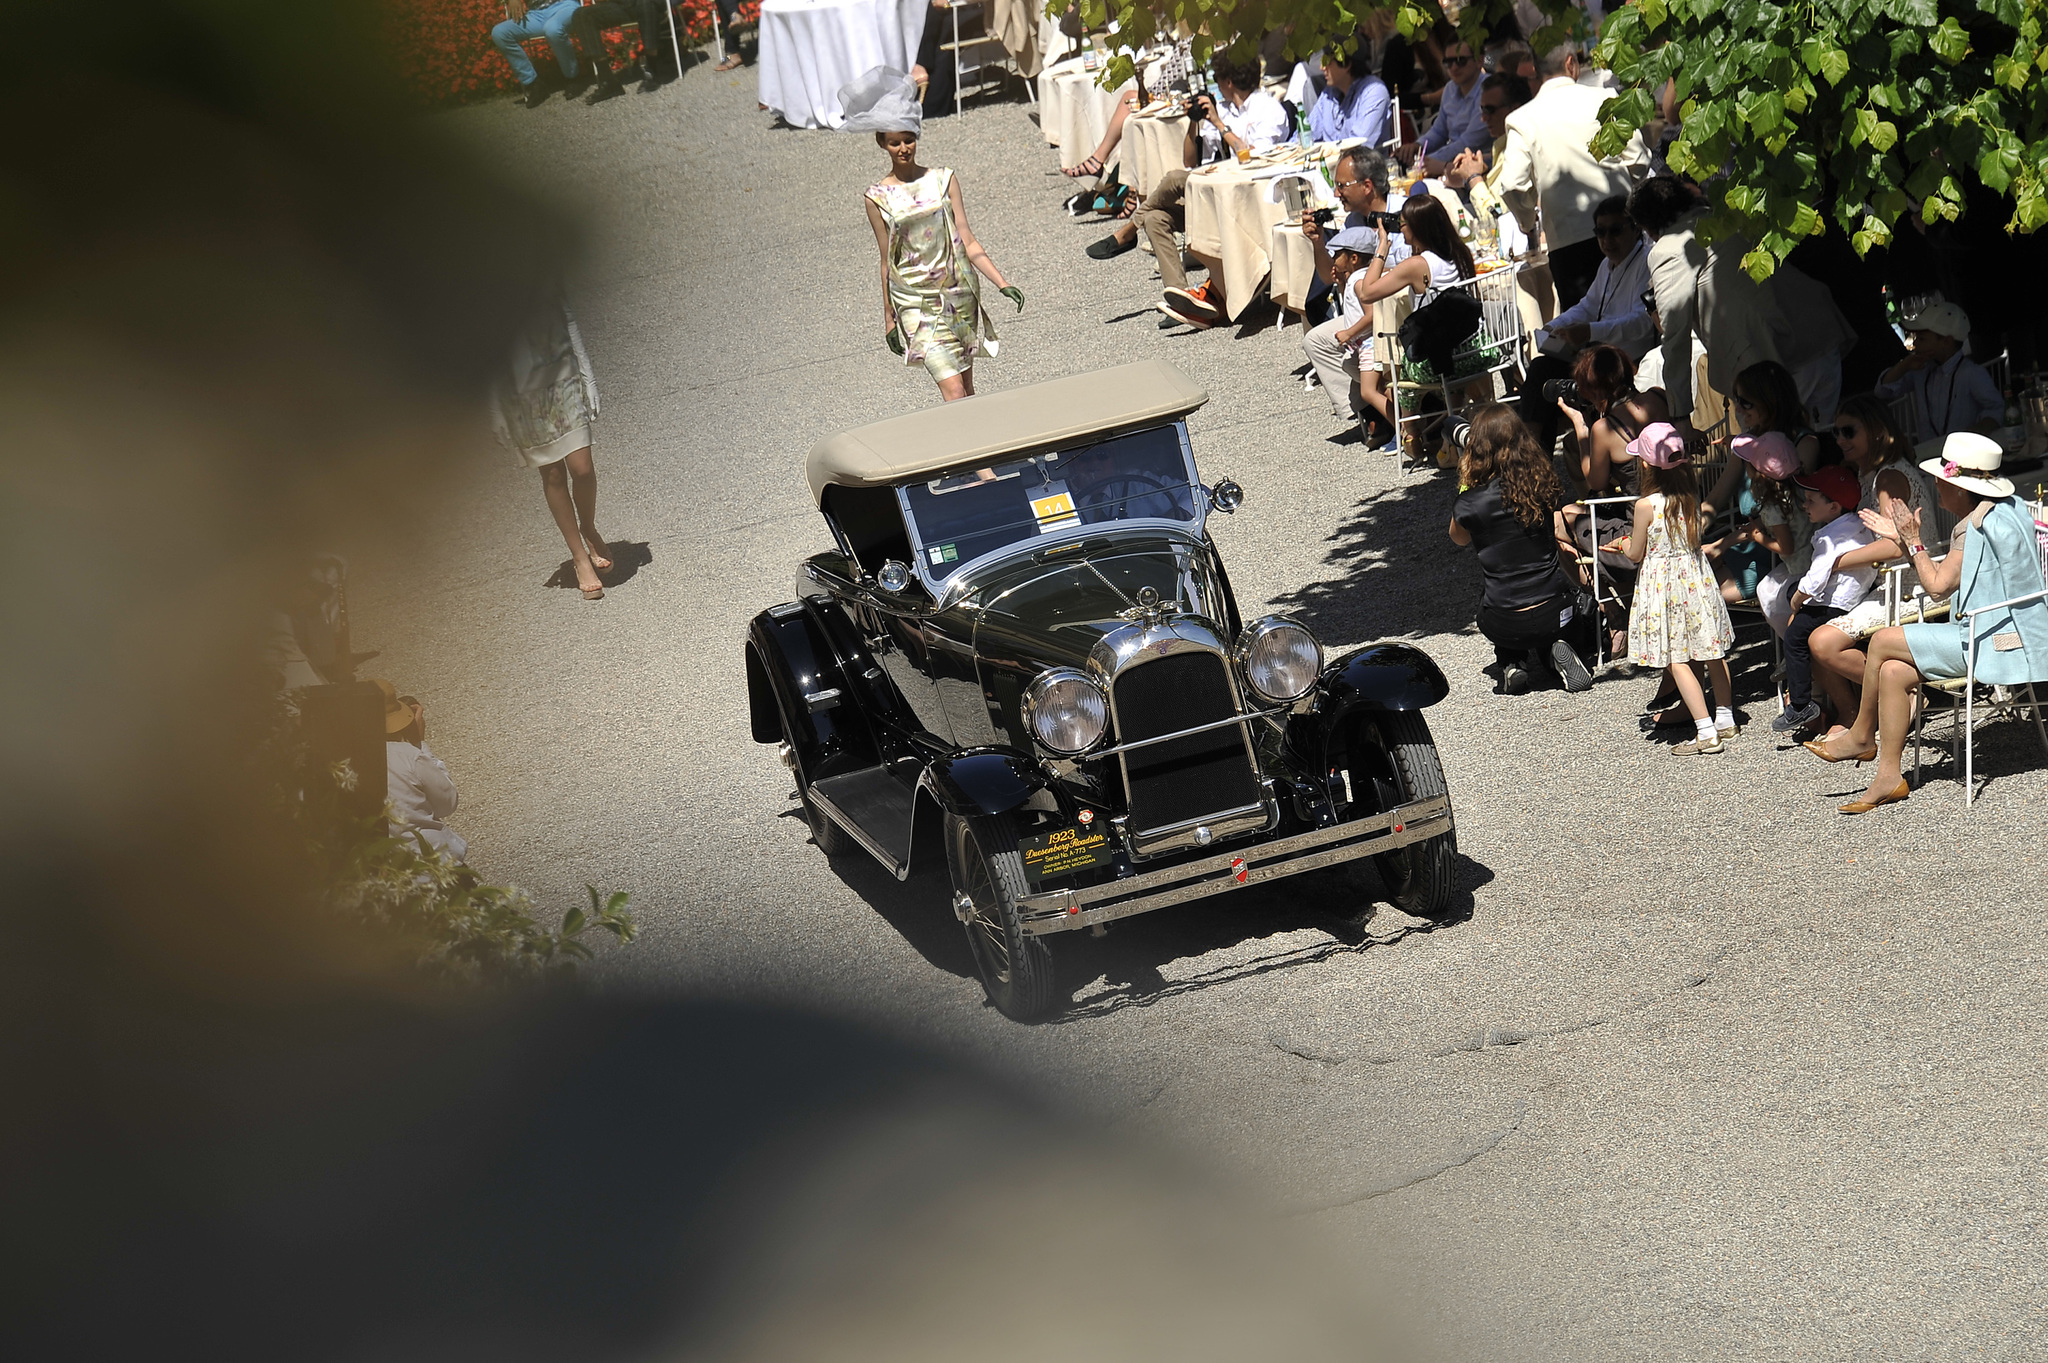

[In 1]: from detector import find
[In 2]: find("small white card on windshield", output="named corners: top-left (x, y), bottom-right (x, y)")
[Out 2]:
top-left (1031, 481), bottom-right (1080, 531)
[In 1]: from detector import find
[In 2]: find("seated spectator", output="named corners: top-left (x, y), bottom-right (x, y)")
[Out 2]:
top-left (1302, 226), bottom-right (1396, 446)
top-left (1703, 360), bottom-right (1822, 524)
top-left (1443, 73), bottom-right (1534, 265)
top-left (492, 0), bottom-right (586, 108)
top-left (1307, 46), bottom-right (1392, 148)
top-left (1711, 431), bottom-right (1807, 622)
top-left (714, 0), bottom-right (752, 72)
top-left (1515, 194), bottom-right (1653, 455)
top-left (1402, 35), bottom-right (1489, 173)
top-left (573, 0), bottom-right (681, 102)
top-left (1608, 425), bottom-right (1738, 753)
top-left (1770, 465), bottom-right (1877, 738)
top-left (1338, 195), bottom-right (1476, 462)
top-left (1806, 395), bottom-right (1945, 717)
top-left (1297, 142), bottom-right (1396, 332)
top-left (379, 681), bottom-right (467, 863)
top-left (1804, 434), bottom-right (2048, 813)
top-left (1873, 300), bottom-right (2002, 444)
top-left (1484, 39), bottom-right (1536, 85)
top-left (1632, 174), bottom-right (1855, 434)
top-left (1448, 404), bottom-right (1593, 695)
top-left (1554, 345), bottom-right (1667, 656)
top-left (1083, 56), bottom-right (1288, 328)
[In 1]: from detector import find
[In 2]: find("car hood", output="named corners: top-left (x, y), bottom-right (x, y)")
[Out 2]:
top-left (964, 533), bottom-right (1231, 675)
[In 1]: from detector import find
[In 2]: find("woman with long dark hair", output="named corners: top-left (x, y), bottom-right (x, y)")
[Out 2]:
top-left (1351, 193), bottom-right (1477, 313)
top-left (1448, 404), bottom-right (1592, 694)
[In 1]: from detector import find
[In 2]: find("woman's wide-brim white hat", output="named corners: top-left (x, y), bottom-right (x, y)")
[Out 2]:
top-left (837, 66), bottom-right (922, 134)
top-left (1917, 430), bottom-right (2014, 499)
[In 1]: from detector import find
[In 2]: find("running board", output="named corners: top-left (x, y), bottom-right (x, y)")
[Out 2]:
top-left (807, 767), bottom-right (917, 879)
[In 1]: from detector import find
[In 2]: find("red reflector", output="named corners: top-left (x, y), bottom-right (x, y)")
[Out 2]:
top-left (1393, 823), bottom-right (1404, 833)
top-left (1067, 905), bottom-right (1079, 915)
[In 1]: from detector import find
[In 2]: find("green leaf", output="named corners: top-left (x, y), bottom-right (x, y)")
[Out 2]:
top-left (562, 904), bottom-right (586, 936)
top-left (1818, 47), bottom-right (1850, 86)
top-left (1979, 144), bottom-right (2016, 191)
top-left (1640, 0), bottom-right (1669, 26)
top-left (1869, 119), bottom-right (1899, 153)
top-left (1927, 16), bottom-right (1971, 64)
top-left (1849, 107), bottom-right (1877, 148)
top-left (1741, 247), bottom-right (1778, 282)
top-left (1743, 90), bottom-right (1787, 135)
top-left (1880, 0), bottom-right (1937, 23)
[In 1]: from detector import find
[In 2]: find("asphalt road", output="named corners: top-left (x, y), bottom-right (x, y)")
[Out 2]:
top-left (349, 61), bottom-right (2048, 1359)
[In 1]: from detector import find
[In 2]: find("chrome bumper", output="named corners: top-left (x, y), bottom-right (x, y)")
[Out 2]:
top-left (1014, 795), bottom-right (1452, 936)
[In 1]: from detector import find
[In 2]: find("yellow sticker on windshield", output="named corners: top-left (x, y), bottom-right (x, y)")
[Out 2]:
top-left (1031, 490), bottom-right (1079, 531)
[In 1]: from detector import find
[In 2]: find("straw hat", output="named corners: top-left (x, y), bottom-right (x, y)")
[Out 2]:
top-left (1917, 430), bottom-right (2013, 499)
top-left (372, 679), bottom-right (417, 735)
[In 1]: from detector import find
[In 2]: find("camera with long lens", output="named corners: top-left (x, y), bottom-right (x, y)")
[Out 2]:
top-left (1364, 209), bottom-right (1403, 230)
top-left (1542, 377), bottom-right (1595, 414)
top-left (1441, 412), bottom-right (1472, 457)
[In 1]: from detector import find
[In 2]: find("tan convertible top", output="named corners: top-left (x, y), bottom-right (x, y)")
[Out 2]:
top-left (805, 359), bottom-right (1209, 504)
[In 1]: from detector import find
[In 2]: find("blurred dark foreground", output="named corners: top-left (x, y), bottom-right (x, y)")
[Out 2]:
top-left (0, 6), bottom-right (1396, 1359)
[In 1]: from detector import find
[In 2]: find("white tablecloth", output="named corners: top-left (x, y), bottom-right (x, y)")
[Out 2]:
top-left (757, 0), bottom-right (928, 130)
top-left (1039, 57), bottom-right (1126, 169)
top-left (1123, 108), bottom-right (1189, 196)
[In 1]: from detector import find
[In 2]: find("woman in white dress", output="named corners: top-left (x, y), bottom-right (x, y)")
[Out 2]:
top-left (492, 300), bottom-right (613, 600)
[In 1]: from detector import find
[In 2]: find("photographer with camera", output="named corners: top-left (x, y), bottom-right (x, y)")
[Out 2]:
top-left (1300, 149), bottom-right (1404, 440)
top-left (1085, 56), bottom-right (1290, 329)
top-left (1448, 405), bottom-right (1593, 695)
top-left (1551, 344), bottom-right (1671, 661)
top-left (1513, 195), bottom-right (1652, 457)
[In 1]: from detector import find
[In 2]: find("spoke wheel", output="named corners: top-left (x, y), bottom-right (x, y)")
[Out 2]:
top-left (946, 812), bottom-right (1057, 1021)
top-left (1349, 712), bottom-right (1457, 921)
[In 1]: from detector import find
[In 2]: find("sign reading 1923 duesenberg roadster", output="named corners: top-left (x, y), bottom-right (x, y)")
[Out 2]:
top-left (746, 361), bottom-right (1457, 1020)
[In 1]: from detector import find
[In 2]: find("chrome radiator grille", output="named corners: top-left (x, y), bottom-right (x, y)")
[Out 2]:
top-left (1112, 651), bottom-right (1262, 838)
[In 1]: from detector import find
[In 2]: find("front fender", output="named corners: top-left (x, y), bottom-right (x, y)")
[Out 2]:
top-left (1317, 641), bottom-right (1450, 723)
top-left (920, 749), bottom-right (1056, 820)
top-left (745, 602), bottom-right (877, 777)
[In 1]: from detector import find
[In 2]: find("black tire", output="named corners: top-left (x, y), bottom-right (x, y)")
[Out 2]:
top-left (1361, 711), bottom-right (1457, 920)
top-left (780, 720), bottom-right (855, 856)
top-left (945, 812), bottom-right (1058, 1021)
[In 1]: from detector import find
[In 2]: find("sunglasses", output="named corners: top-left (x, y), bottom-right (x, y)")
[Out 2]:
top-left (1833, 424), bottom-right (1863, 439)
top-left (1446, 53), bottom-right (1474, 67)
top-left (1593, 222), bottom-right (1634, 237)
top-left (1479, 102), bottom-right (1505, 115)
top-left (1733, 395), bottom-right (1757, 410)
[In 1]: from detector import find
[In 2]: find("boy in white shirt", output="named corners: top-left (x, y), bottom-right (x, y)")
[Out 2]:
top-left (1772, 465), bottom-right (1877, 735)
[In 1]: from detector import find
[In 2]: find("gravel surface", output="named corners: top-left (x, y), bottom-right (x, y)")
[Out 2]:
top-left (350, 63), bottom-right (2048, 1360)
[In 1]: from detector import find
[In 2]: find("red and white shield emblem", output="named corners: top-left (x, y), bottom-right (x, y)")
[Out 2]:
top-left (1231, 857), bottom-right (1248, 885)
top-left (1077, 809), bottom-right (1094, 825)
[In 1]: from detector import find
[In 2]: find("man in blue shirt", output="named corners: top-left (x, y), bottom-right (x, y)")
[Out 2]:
top-left (1412, 38), bottom-right (1489, 173)
top-left (1307, 49), bottom-right (1391, 149)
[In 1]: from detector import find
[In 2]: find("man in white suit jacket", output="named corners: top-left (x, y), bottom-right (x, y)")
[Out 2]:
top-left (1630, 177), bottom-right (1856, 439)
top-left (1492, 44), bottom-right (1649, 309)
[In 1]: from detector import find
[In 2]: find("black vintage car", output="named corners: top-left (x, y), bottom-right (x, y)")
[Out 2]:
top-left (747, 360), bottom-right (1455, 1019)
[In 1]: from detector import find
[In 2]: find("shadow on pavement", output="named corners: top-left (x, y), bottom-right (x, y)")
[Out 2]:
top-left (546, 538), bottom-right (653, 589)
top-left (1269, 477), bottom-right (1475, 643)
top-left (1049, 852), bottom-right (1494, 1022)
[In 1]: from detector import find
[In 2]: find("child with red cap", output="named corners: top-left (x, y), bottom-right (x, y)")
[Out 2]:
top-left (1770, 464), bottom-right (1877, 735)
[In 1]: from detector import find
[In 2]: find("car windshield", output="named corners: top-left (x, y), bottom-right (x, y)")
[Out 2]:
top-left (898, 424), bottom-right (1201, 585)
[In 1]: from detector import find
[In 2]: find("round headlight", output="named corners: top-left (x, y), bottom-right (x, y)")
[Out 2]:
top-left (1239, 617), bottom-right (1323, 704)
top-left (1023, 668), bottom-right (1108, 755)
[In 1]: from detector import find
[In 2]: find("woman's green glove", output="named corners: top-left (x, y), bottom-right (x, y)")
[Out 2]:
top-left (999, 285), bottom-right (1024, 312)
top-left (885, 324), bottom-right (905, 356)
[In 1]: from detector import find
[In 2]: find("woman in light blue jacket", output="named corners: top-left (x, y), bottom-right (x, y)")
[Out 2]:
top-left (1804, 433), bottom-right (2048, 812)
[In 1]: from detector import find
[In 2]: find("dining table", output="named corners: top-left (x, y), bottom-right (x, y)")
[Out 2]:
top-left (1182, 147), bottom-right (1342, 323)
top-left (756, 0), bottom-right (928, 130)
top-left (1121, 104), bottom-right (1190, 196)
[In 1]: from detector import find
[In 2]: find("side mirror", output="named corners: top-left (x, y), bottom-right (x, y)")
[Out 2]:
top-left (1208, 478), bottom-right (1244, 514)
top-left (876, 560), bottom-right (913, 593)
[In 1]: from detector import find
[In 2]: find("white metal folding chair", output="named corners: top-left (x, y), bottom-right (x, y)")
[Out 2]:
top-left (1372, 263), bottom-right (1527, 473)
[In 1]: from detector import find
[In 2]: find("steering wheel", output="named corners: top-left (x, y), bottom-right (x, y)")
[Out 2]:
top-left (1077, 471), bottom-right (1177, 521)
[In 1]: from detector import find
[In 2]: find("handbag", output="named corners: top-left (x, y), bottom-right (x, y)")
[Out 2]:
top-left (1396, 286), bottom-right (1481, 381)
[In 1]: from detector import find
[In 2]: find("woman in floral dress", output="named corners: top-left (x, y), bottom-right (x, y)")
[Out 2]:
top-left (1607, 423), bottom-right (1737, 754)
top-left (842, 67), bottom-right (1022, 400)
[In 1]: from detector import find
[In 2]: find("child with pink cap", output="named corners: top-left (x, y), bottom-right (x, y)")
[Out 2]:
top-left (1606, 423), bottom-right (1737, 753)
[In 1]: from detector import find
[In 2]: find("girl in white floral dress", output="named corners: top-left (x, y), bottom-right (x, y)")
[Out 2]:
top-left (1607, 423), bottom-right (1737, 754)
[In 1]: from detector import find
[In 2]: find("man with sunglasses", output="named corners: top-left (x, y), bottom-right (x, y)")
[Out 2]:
top-left (1515, 196), bottom-right (1653, 454)
top-left (1402, 39), bottom-right (1490, 175)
